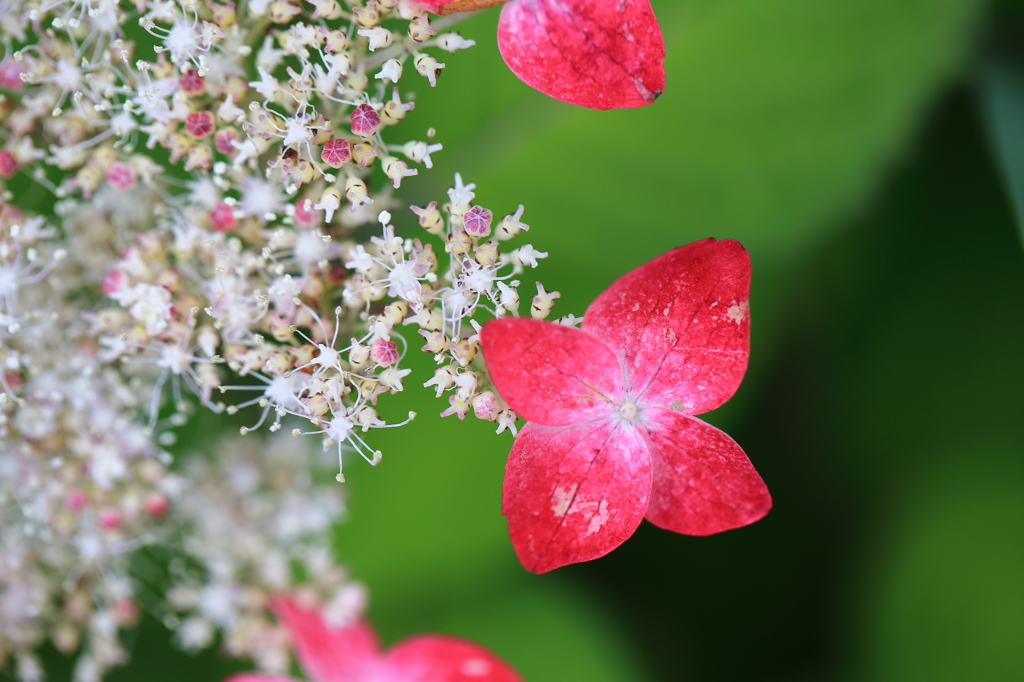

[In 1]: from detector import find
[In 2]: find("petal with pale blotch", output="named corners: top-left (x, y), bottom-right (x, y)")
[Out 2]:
top-left (271, 598), bottom-right (377, 682)
top-left (641, 409), bottom-right (770, 535)
top-left (497, 0), bottom-right (666, 109)
top-left (583, 239), bottom-right (751, 415)
top-left (481, 318), bottom-right (622, 426)
top-left (378, 634), bottom-right (523, 682)
top-left (503, 420), bottom-right (651, 573)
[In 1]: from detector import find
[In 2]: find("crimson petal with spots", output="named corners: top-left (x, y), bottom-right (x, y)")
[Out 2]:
top-left (502, 420), bottom-right (651, 573)
top-left (496, 0), bottom-right (666, 109)
top-left (583, 238), bottom-right (751, 414)
top-left (481, 317), bottom-right (622, 426)
top-left (641, 408), bottom-right (771, 536)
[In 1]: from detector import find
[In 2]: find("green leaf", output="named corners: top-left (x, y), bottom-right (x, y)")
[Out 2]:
top-left (435, 579), bottom-right (653, 682)
top-left (859, 449), bottom-right (1024, 681)
top-left (981, 53), bottom-right (1024, 249)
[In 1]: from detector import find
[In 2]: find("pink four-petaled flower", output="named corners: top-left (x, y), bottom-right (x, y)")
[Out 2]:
top-left (480, 239), bottom-right (771, 573)
top-left (421, 0), bottom-right (665, 109)
top-left (224, 598), bottom-right (522, 682)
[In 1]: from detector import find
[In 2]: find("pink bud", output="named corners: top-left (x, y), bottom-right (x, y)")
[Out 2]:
top-left (99, 508), bottom-right (122, 530)
top-left (371, 339), bottom-right (399, 365)
top-left (0, 59), bottom-right (25, 90)
top-left (66, 490), bottom-right (87, 512)
top-left (178, 69), bottom-right (205, 94)
top-left (210, 202), bottom-right (237, 231)
top-left (214, 128), bottom-right (240, 154)
top-left (294, 196), bottom-right (322, 227)
top-left (321, 138), bottom-right (352, 168)
top-left (100, 269), bottom-right (127, 295)
top-left (463, 205), bottom-right (493, 238)
top-left (144, 493), bottom-right (169, 518)
top-left (0, 150), bottom-right (17, 179)
top-left (112, 599), bottom-right (139, 626)
top-left (185, 111), bottom-right (215, 138)
top-left (106, 162), bottom-right (136, 191)
top-left (350, 104), bottom-right (381, 138)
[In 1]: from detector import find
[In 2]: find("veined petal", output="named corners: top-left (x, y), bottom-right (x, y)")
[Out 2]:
top-left (641, 409), bottom-right (770, 535)
top-left (481, 318), bottom-right (622, 426)
top-left (503, 420), bottom-right (651, 573)
top-left (497, 0), bottom-right (666, 109)
top-left (271, 598), bottom-right (377, 682)
top-left (583, 239), bottom-right (751, 415)
top-left (378, 634), bottom-right (523, 682)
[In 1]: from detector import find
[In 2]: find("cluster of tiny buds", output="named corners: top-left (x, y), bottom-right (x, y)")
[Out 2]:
top-left (0, 1), bottom-right (563, 680)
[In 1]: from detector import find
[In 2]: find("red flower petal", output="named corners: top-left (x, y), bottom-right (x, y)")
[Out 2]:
top-left (641, 408), bottom-right (771, 535)
top-left (481, 317), bottom-right (622, 426)
top-left (271, 598), bottom-right (377, 682)
top-left (583, 238), bottom-right (751, 415)
top-left (380, 634), bottom-right (523, 682)
top-left (222, 677), bottom-right (298, 682)
top-left (496, 0), bottom-right (666, 109)
top-left (502, 420), bottom-right (651, 573)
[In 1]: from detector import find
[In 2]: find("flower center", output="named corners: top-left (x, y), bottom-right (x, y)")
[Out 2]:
top-left (617, 401), bottom-right (639, 421)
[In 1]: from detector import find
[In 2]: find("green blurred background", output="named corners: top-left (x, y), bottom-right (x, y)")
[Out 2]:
top-left (33, 0), bottom-right (1024, 680)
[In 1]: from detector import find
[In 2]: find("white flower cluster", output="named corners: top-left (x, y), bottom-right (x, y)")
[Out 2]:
top-left (0, 1), bottom-right (559, 680)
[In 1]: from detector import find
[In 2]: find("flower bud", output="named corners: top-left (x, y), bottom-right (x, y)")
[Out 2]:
top-left (462, 205), bottom-right (492, 238)
top-left (353, 1), bottom-right (381, 27)
top-left (474, 240), bottom-right (499, 266)
top-left (371, 339), bottom-right (399, 365)
top-left (350, 103), bottom-right (382, 138)
top-left (408, 13), bottom-right (437, 42)
top-left (496, 205), bottom-right (529, 240)
top-left (184, 145), bottom-right (212, 173)
top-left (382, 156), bottom-right (417, 188)
top-left (321, 28), bottom-right (348, 52)
top-left (472, 391), bottom-right (501, 421)
top-left (410, 202), bottom-right (444, 235)
top-left (344, 176), bottom-right (372, 210)
top-left (310, 0), bottom-right (344, 19)
top-left (214, 127), bottom-right (240, 154)
top-left (445, 226), bottom-right (472, 256)
top-left (269, 0), bottom-right (301, 23)
top-left (381, 301), bottom-right (408, 327)
top-left (321, 138), bottom-right (351, 168)
top-left (314, 187), bottom-right (342, 223)
top-left (185, 111), bottom-right (215, 138)
top-left (438, 32), bottom-right (476, 53)
top-left (381, 88), bottom-right (415, 125)
top-left (375, 59), bottom-right (403, 84)
top-left (449, 337), bottom-right (478, 366)
top-left (351, 141), bottom-right (379, 168)
top-left (178, 69), bottom-right (204, 94)
top-left (497, 281), bottom-right (520, 314)
top-left (413, 53), bottom-right (445, 87)
top-left (531, 283), bottom-right (560, 319)
top-left (349, 339), bottom-right (370, 366)
top-left (419, 329), bottom-right (447, 353)
top-left (358, 27), bottom-right (393, 51)
top-left (209, 1), bottom-right (237, 25)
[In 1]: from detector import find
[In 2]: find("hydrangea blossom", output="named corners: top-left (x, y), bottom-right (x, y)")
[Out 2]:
top-left (481, 239), bottom-right (772, 573)
top-left (0, 0), bottom-right (556, 677)
top-left (224, 598), bottom-right (522, 682)
top-left (423, 0), bottom-right (666, 108)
